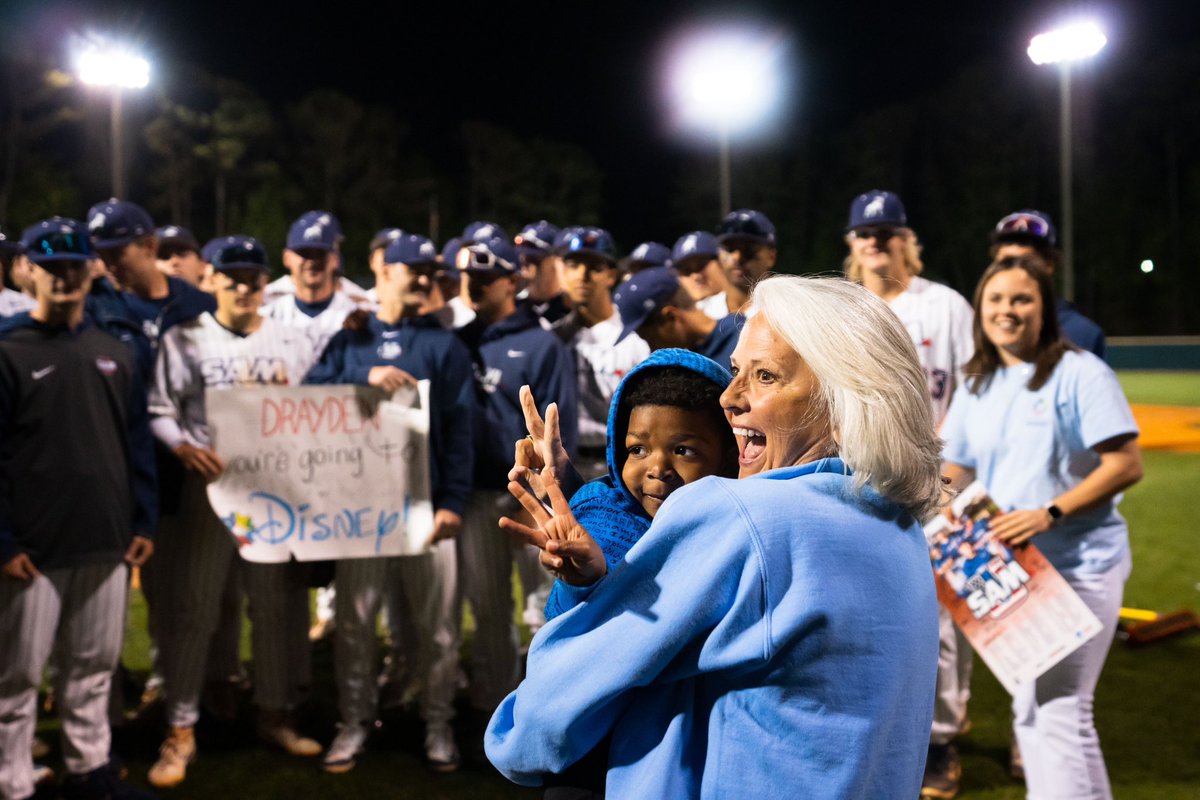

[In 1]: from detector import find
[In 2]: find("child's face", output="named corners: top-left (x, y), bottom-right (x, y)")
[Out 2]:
top-left (621, 404), bottom-right (729, 517)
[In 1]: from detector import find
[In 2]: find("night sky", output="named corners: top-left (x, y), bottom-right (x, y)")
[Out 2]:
top-left (3, 0), bottom-right (1198, 242)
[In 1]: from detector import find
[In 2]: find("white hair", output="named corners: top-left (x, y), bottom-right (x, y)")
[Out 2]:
top-left (749, 274), bottom-right (943, 520)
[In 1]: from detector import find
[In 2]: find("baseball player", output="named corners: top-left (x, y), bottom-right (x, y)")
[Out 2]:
top-left (146, 236), bottom-right (322, 788)
top-left (262, 210), bottom-right (369, 306)
top-left (716, 209), bottom-right (779, 315)
top-left (154, 225), bottom-right (208, 289)
top-left (0, 218), bottom-right (156, 800)
top-left (623, 241), bottom-right (671, 275)
top-left (513, 220), bottom-right (570, 325)
top-left (613, 265), bottom-right (743, 372)
top-left (555, 227), bottom-right (650, 478)
top-left (454, 237), bottom-right (577, 730)
top-left (0, 227), bottom-right (36, 317)
top-left (261, 210), bottom-right (363, 356)
top-left (842, 190), bottom-right (974, 799)
top-left (670, 231), bottom-right (734, 320)
top-left (989, 209), bottom-right (1106, 358)
top-left (305, 232), bottom-right (474, 774)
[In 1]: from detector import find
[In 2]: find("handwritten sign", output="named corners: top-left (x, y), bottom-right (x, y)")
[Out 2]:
top-left (924, 482), bottom-right (1102, 694)
top-left (205, 383), bottom-right (433, 563)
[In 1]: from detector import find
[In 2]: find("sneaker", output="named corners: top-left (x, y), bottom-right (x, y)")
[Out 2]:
top-left (921, 742), bottom-right (961, 799)
top-left (424, 723), bottom-right (460, 773)
top-left (1010, 735), bottom-right (1025, 781)
top-left (323, 723), bottom-right (368, 774)
top-left (61, 762), bottom-right (156, 800)
top-left (148, 726), bottom-right (196, 788)
top-left (257, 710), bottom-right (322, 757)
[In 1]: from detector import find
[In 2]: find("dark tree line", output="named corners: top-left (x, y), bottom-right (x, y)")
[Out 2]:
top-left (1, 44), bottom-right (1197, 335)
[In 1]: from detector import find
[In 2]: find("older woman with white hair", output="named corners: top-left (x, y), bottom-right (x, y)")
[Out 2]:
top-left (486, 275), bottom-right (944, 798)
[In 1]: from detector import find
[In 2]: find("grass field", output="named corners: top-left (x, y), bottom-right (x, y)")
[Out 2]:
top-left (33, 372), bottom-right (1200, 798)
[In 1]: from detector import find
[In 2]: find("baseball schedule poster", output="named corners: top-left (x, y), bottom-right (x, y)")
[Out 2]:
top-left (925, 482), bottom-right (1103, 694)
top-left (205, 382), bottom-right (434, 563)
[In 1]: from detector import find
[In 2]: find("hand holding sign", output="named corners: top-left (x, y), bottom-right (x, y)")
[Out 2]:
top-left (175, 442), bottom-right (225, 481)
top-left (369, 366), bottom-right (417, 394)
top-left (501, 471), bottom-right (605, 587)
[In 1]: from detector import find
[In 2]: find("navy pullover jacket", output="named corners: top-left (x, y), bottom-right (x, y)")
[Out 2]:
top-left (457, 304), bottom-right (578, 491)
top-left (696, 312), bottom-right (744, 372)
top-left (304, 313), bottom-right (474, 517)
top-left (0, 315), bottom-right (158, 569)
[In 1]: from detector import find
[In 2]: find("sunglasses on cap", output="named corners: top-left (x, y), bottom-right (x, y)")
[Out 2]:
top-left (515, 233), bottom-right (551, 251)
top-left (457, 247), bottom-right (514, 273)
top-left (26, 232), bottom-right (91, 260)
top-left (994, 212), bottom-right (1052, 241)
top-left (848, 226), bottom-right (900, 244)
top-left (564, 231), bottom-right (613, 256)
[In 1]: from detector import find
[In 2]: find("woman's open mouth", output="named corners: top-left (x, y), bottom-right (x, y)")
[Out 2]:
top-left (732, 426), bottom-right (766, 465)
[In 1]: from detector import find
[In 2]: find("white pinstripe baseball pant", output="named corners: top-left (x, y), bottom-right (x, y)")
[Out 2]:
top-left (457, 490), bottom-right (521, 712)
top-left (334, 540), bottom-right (458, 727)
top-left (931, 605), bottom-right (973, 744)
top-left (0, 561), bottom-right (127, 800)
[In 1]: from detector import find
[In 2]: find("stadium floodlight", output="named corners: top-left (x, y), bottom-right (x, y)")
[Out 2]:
top-left (665, 25), bottom-right (786, 216)
top-left (1028, 20), bottom-right (1106, 302)
top-left (72, 37), bottom-right (151, 198)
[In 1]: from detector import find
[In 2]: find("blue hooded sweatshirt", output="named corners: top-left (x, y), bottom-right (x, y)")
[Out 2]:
top-left (544, 347), bottom-right (732, 621)
top-left (304, 314), bottom-right (474, 516)
top-left (456, 304), bottom-right (578, 491)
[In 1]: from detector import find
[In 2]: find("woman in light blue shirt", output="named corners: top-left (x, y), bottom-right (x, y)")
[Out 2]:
top-left (941, 255), bottom-right (1143, 800)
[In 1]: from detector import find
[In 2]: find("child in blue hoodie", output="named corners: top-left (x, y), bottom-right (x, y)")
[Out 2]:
top-left (535, 348), bottom-right (737, 798)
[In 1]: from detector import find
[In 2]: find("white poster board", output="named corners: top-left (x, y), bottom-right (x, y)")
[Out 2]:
top-left (205, 382), bottom-right (433, 563)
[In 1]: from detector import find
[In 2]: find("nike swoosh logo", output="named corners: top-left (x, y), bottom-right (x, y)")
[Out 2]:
top-left (506, 349), bottom-right (526, 358)
top-left (32, 366), bottom-right (56, 380)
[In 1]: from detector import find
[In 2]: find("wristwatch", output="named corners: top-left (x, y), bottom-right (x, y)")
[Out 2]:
top-left (1044, 502), bottom-right (1064, 524)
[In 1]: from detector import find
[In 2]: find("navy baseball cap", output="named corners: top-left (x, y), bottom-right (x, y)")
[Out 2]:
top-left (209, 235), bottom-right (270, 272)
top-left (559, 226), bottom-right (619, 265)
top-left (992, 209), bottom-right (1056, 247)
top-left (626, 241), bottom-right (671, 271)
top-left (156, 225), bottom-right (200, 253)
top-left (847, 190), bottom-right (907, 231)
top-left (369, 227), bottom-right (405, 253)
top-left (670, 231), bottom-right (720, 266)
top-left (514, 220), bottom-right (560, 257)
top-left (286, 210), bottom-right (341, 251)
top-left (457, 237), bottom-right (519, 275)
top-left (717, 209), bottom-right (776, 246)
top-left (462, 220), bottom-right (509, 244)
top-left (86, 199), bottom-right (155, 249)
top-left (21, 218), bottom-right (92, 264)
top-left (614, 266), bottom-right (681, 343)
top-left (200, 237), bottom-right (224, 264)
top-left (384, 233), bottom-right (440, 267)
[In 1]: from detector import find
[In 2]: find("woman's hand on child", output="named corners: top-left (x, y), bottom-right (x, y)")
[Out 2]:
top-left (500, 470), bottom-right (606, 587)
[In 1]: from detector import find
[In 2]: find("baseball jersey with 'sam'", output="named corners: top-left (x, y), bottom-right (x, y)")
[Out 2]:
top-left (886, 276), bottom-right (974, 426)
top-left (149, 313), bottom-right (317, 450)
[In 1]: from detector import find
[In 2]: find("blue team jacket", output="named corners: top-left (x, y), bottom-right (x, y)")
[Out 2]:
top-left (457, 304), bottom-right (578, 491)
top-left (544, 348), bottom-right (732, 621)
top-left (695, 313), bottom-right (744, 372)
top-left (488, 458), bottom-right (939, 799)
top-left (304, 314), bottom-right (474, 516)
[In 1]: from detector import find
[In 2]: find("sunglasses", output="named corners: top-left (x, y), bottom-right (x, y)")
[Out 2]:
top-left (27, 232), bottom-right (91, 259)
top-left (457, 247), bottom-right (514, 273)
top-left (849, 226), bottom-right (900, 244)
top-left (994, 213), bottom-right (1052, 241)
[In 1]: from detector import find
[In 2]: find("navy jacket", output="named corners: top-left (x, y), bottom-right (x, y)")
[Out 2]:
top-left (1057, 300), bottom-right (1106, 360)
top-left (305, 314), bottom-right (474, 516)
top-left (457, 305), bottom-right (578, 491)
top-left (0, 315), bottom-right (157, 569)
top-left (696, 312), bottom-right (744, 372)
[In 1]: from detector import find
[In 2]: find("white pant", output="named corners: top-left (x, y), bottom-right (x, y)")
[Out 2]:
top-left (0, 562), bottom-right (127, 800)
top-left (1013, 552), bottom-right (1130, 800)
top-left (334, 541), bottom-right (458, 727)
top-left (457, 490), bottom-right (522, 712)
top-left (931, 604), bottom-right (973, 744)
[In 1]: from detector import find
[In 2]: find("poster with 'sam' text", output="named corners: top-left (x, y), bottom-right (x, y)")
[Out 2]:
top-left (925, 482), bottom-right (1103, 695)
top-left (205, 382), bottom-right (433, 563)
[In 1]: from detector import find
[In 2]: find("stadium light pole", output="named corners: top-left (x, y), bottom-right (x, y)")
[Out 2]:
top-left (667, 28), bottom-right (783, 217)
top-left (1028, 21), bottom-right (1106, 302)
top-left (74, 40), bottom-right (150, 199)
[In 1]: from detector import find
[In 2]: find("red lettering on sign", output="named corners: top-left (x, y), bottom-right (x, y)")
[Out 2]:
top-left (261, 395), bottom-right (382, 437)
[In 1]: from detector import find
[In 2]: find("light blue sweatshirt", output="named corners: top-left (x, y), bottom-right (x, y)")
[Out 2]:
top-left (486, 457), bottom-right (939, 798)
